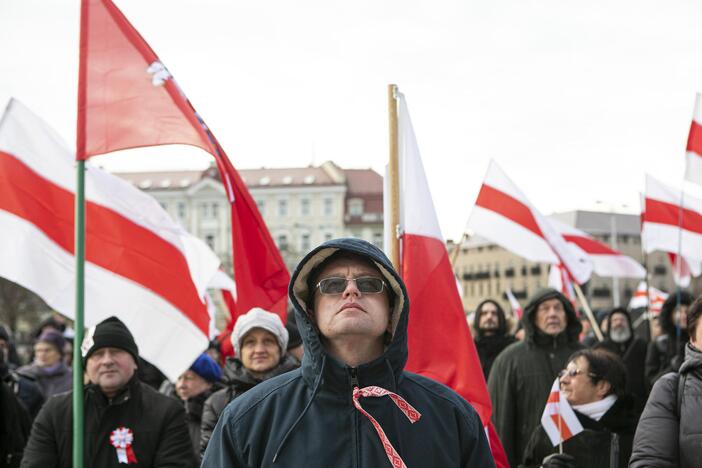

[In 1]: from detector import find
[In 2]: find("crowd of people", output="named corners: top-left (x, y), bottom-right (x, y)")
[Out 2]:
top-left (0, 238), bottom-right (700, 467)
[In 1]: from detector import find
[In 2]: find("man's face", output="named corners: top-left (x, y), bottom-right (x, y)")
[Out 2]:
top-left (534, 298), bottom-right (567, 336)
top-left (34, 342), bottom-right (61, 367)
top-left (312, 257), bottom-right (390, 344)
top-left (674, 305), bottom-right (689, 330)
top-left (609, 312), bottom-right (631, 343)
top-left (240, 328), bottom-right (281, 375)
top-left (477, 303), bottom-right (500, 334)
top-left (175, 370), bottom-right (212, 401)
top-left (86, 347), bottom-right (137, 397)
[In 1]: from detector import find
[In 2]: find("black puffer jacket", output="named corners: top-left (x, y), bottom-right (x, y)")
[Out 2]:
top-left (201, 238), bottom-right (494, 467)
top-left (520, 395), bottom-right (637, 468)
top-left (199, 355), bottom-right (298, 456)
top-left (630, 343), bottom-right (702, 467)
top-left (487, 288), bottom-right (583, 467)
top-left (645, 291), bottom-right (693, 388)
top-left (472, 299), bottom-right (517, 379)
top-left (20, 376), bottom-right (197, 468)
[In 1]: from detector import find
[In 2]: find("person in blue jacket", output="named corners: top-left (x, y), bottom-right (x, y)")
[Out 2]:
top-left (202, 238), bottom-right (494, 468)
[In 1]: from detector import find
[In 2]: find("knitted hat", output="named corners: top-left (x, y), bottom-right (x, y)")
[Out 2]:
top-left (231, 308), bottom-right (288, 356)
top-left (81, 316), bottom-right (139, 364)
top-left (37, 330), bottom-right (66, 356)
top-left (189, 353), bottom-right (222, 383)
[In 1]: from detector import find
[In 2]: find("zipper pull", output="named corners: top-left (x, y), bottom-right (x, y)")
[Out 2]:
top-left (349, 367), bottom-right (359, 388)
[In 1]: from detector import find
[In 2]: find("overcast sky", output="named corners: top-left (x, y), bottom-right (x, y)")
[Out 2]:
top-left (3, 0), bottom-right (702, 240)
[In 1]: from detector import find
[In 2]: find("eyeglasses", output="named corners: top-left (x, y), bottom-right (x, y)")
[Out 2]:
top-left (316, 276), bottom-right (386, 295)
top-left (558, 368), bottom-right (598, 379)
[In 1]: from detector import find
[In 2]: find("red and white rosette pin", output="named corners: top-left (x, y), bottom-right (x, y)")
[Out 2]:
top-left (109, 427), bottom-right (138, 464)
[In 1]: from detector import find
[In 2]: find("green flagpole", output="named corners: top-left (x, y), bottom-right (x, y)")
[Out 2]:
top-left (73, 159), bottom-right (85, 468)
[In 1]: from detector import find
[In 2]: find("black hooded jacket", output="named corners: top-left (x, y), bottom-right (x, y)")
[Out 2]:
top-left (645, 292), bottom-right (693, 388)
top-left (472, 299), bottom-right (517, 379)
top-left (487, 288), bottom-right (583, 467)
top-left (594, 308), bottom-right (648, 411)
top-left (201, 238), bottom-right (494, 468)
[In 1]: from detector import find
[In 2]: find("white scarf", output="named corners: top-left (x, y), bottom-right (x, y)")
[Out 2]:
top-left (572, 394), bottom-right (617, 421)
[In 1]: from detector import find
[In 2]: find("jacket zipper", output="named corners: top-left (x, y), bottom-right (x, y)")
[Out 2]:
top-left (349, 367), bottom-right (360, 468)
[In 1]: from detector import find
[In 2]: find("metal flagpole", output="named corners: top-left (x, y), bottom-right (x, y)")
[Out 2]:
top-left (387, 84), bottom-right (401, 271)
top-left (73, 160), bottom-right (86, 468)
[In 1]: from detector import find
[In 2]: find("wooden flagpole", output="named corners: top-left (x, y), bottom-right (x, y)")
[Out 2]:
top-left (573, 283), bottom-right (604, 342)
top-left (388, 84), bottom-right (400, 271)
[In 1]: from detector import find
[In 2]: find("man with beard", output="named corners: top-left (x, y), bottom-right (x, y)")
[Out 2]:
top-left (594, 307), bottom-right (648, 413)
top-left (473, 299), bottom-right (516, 379)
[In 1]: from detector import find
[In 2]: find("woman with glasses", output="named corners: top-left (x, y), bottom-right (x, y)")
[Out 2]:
top-left (520, 348), bottom-right (638, 468)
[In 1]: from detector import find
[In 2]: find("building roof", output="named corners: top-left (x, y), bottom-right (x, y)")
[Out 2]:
top-left (550, 210), bottom-right (641, 236)
top-left (114, 170), bottom-right (204, 190)
top-left (344, 168), bottom-right (383, 196)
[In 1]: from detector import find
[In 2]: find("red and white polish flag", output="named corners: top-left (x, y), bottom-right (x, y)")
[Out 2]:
top-left (547, 264), bottom-right (577, 307)
top-left (628, 281), bottom-right (668, 315)
top-left (396, 95), bottom-right (508, 467)
top-left (642, 174), bottom-right (702, 262)
top-left (541, 377), bottom-right (583, 446)
top-left (667, 252), bottom-right (701, 288)
top-left (0, 99), bottom-right (220, 380)
top-left (685, 93), bottom-right (702, 186)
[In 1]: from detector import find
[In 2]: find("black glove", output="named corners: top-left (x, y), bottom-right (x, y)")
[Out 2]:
top-left (541, 452), bottom-right (575, 468)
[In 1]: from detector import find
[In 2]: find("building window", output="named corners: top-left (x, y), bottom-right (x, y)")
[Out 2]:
top-left (278, 199), bottom-right (288, 217)
top-left (348, 199), bottom-right (363, 216)
top-left (255, 199), bottom-right (265, 216)
top-left (177, 202), bottom-right (186, 219)
top-left (300, 198), bottom-right (310, 216)
top-left (205, 234), bottom-right (215, 251)
top-left (200, 203), bottom-right (209, 218)
top-left (372, 232), bottom-right (383, 248)
top-left (323, 198), bottom-right (333, 216)
top-left (277, 234), bottom-right (289, 251)
top-left (300, 233), bottom-right (311, 252)
top-left (212, 202), bottom-right (219, 219)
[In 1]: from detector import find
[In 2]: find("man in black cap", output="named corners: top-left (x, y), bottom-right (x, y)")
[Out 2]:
top-left (21, 316), bottom-right (197, 468)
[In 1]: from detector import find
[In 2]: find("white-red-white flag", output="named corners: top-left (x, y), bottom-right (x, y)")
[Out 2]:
top-left (547, 264), bottom-right (577, 307)
top-left (628, 281), bottom-right (668, 314)
top-left (667, 252), bottom-right (701, 288)
top-left (0, 99), bottom-right (220, 380)
top-left (396, 94), bottom-right (508, 467)
top-left (642, 175), bottom-right (702, 262)
top-left (685, 93), bottom-right (702, 186)
top-left (540, 377), bottom-right (584, 446)
top-left (467, 160), bottom-right (593, 284)
top-left (505, 288), bottom-right (523, 320)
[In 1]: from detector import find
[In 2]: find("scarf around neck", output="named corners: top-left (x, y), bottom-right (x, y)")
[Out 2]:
top-left (572, 394), bottom-right (617, 421)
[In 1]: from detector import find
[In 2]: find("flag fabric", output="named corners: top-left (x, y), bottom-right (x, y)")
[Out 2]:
top-left (505, 288), bottom-right (523, 320)
top-left (667, 252), bottom-right (701, 288)
top-left (0, 99), bottom-right (220, 380)
top-left (396, 95), bottom-right (508, 467)
top-left (685, 93), bottom-right (702, 186)
top-left (642, 175), bottom-right (702, 262)
top-left (628, 281), bottom-right (668, 314)
top-left (540, 377), bottom-right (584, 446)
top-left (467, 160), bottom-right (593, 284)
top-left (547, 264), bottom-right (577, 308)
top-left (77, 0), bottom-right (289, 319)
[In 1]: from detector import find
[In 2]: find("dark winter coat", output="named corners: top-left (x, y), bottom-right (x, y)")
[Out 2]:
top-left (0, 381), bottom-right (31, 468)
top-left (160, 382), bottom-right (217, 458)
top-left (594, 309), bottom-right (648, 412)
top-left (473, 299), bottom-right (517, 379)
top-left (487, 288), bottom-right (583, 468)
top-left (16, 362), bottom-right (72, 400)
top-left (199, 355), bottom-right (298, 456)
top-left (20, 376), bottom-right (197, 468)
top-left (519, 395), bottom-right (637, 468)
top-left (201, 238), bottom-right (494, 468)
top-left (645, 292), bottom-right (693, 388)
top-left (0, 364), bottom-right (44, 420)
top-left (630, 343), bottom-right (702, 467)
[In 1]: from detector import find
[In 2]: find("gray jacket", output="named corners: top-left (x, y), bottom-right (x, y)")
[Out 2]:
top-left (630, 343), bottom-right (702, 467)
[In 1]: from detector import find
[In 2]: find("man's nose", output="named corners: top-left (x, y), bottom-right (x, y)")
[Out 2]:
top-left (342, 279), bottom-right (361, 297)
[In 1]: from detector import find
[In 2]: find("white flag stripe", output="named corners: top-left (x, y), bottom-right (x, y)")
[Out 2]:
top-left (540, 378), bottom-right (584, 446)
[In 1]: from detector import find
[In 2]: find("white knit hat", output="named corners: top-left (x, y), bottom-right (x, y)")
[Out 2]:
top-left (231, 307), bottom-right (289, 356)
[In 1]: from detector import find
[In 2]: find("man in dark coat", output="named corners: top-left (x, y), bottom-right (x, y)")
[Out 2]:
top-left (631, 296), bottom-right (702, 467)
top-left (20, 316), bottom-right (197, 468)
top-left (594, 307), bottom-right (648, 413)
top-left (473, 299), bottom-right (517, 379)
top-left (202, 238), bottom-right (494, 467)
top-left (0, 379), bottom-right (31, 468)
top-left (0, 327), bottom-right (44, 419)
top-left (488, 288), bottom-right (583, 467)
top-left (645, 291), bottom-right (694, 388)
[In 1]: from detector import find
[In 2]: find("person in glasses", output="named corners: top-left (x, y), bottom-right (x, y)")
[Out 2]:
top-left (199, 308), bottom-right (298, 457)
top-left (520, 348), bottom-right (637, 468)
top-left (488, 288), bottom-right (584, 467)
top-left (202, 238), bottom-right (493, 468)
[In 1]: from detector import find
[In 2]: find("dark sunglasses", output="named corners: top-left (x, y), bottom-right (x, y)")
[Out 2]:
top-left (316, 276), bottom-right (386, 295)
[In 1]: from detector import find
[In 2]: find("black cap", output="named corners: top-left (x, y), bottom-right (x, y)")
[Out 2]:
top-left (81, 316), bottom-right (139, 364)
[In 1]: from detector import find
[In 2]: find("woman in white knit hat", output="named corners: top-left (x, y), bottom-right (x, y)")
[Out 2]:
top-left (198, 308), bottom-right (299, 457)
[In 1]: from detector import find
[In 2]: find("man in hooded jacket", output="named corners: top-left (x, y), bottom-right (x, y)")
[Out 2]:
top-left (473, 299), bottom-right (517, 379)
top-left (487, 288), bottom-right (583, 467)
top-left (202, 238), bottom-right (493, 468)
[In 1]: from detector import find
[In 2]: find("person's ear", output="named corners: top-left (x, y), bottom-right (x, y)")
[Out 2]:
top-left (595, 380), bottom-right (611, 399)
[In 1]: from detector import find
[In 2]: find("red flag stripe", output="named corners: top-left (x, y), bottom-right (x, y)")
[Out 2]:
top-left (0, 150), bottom-right (208, 334)
top-left (547, 391), bottom-right (560, 404)
top-left (561, 234), bottom-right (618, 255)
top-left (550, 414), bottom-right (573, 439)
top-left (644, 198), bottom-right (702, 235)
top-left (687, 121), bottom-right (702, 156)
top-left (475, 184), bottom-right (544, 239)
